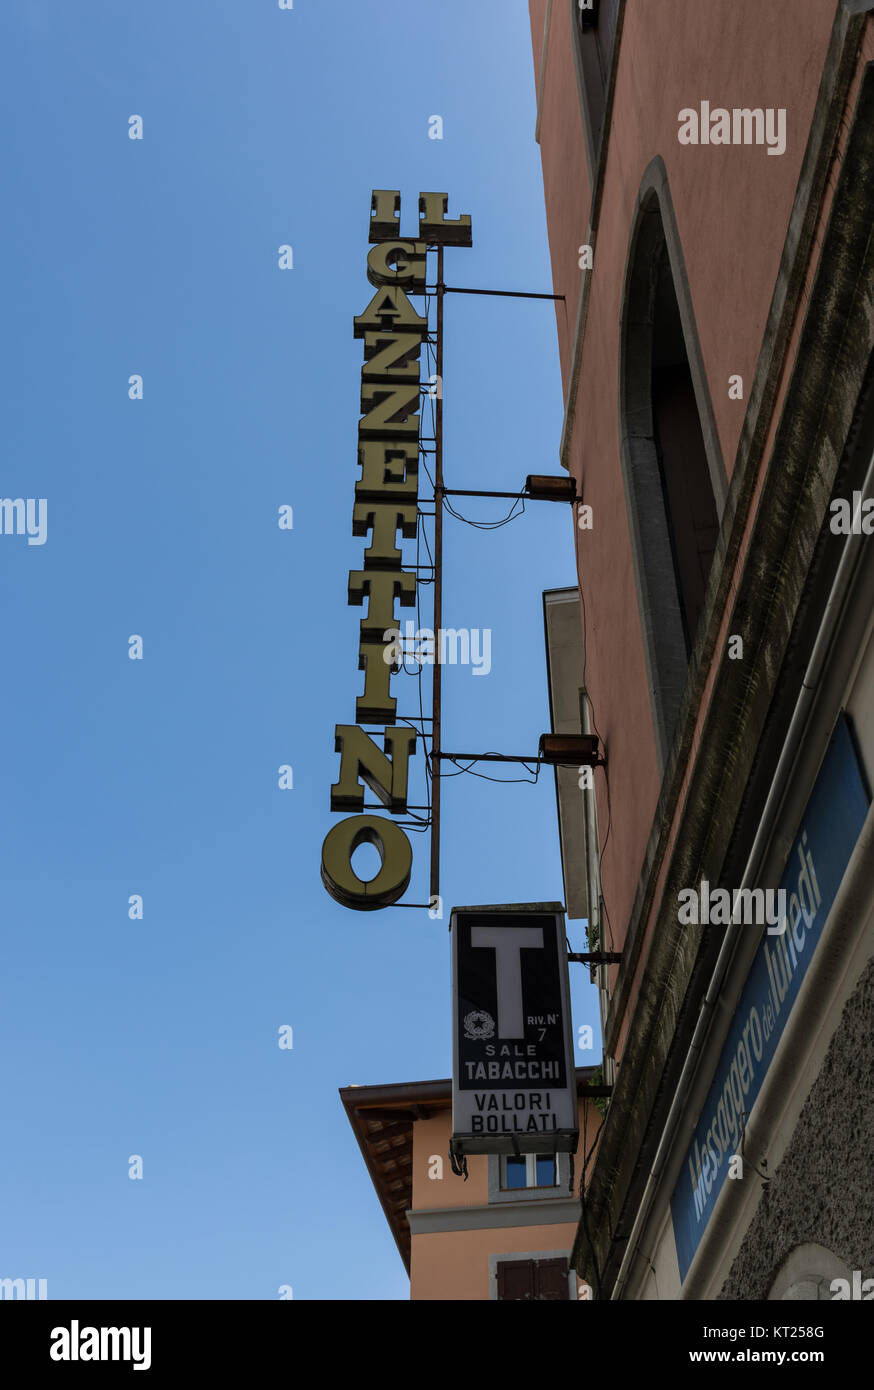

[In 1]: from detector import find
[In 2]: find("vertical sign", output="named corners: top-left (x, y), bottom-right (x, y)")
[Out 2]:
top-left (320, 191), bottom-right (472, 911)
top-left (451, 904), bottom-right (579, 1155)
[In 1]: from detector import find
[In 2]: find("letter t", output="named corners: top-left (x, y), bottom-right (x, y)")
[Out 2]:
top-left (470, 926), bottom-right (544, 1037)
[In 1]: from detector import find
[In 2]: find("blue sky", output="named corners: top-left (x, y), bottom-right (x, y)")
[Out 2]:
top-left (0, 0), bottom-right (597, 1300)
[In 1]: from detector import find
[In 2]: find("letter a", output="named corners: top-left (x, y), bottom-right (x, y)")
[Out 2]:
top-left (677, 888), bottom-right (699, 924)
top-left (830, 499), bottom-right (850, 534)
top-left (677, 109), bottom-right (698, 146)
top-left (50, 1329), bottom-right (71, 1362)
top-left (728, 374), bottom-right (743, 400)
top-left (128, 115), bottom-right (143, 140)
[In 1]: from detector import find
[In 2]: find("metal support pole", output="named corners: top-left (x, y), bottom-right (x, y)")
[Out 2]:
top-left (435, 752), bottom-right (541, 765)
top-left (429, 247), bottom-right (444, 907)
top-left (440, 487), bottom-right (526, 501)
top-left (442, 286), bottom-right (565, 302)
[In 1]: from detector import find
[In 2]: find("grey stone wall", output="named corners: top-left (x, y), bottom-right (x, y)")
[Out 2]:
top-left (719, 955), bottom-right (874, 1299)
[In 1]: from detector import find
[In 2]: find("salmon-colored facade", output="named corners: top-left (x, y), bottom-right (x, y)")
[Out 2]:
top-left (530, 0), bottom-right (874, 1299)
top-left (533, 0), bottom-right (843, 989)
top-left (341, 1073), bottom-right (602, 1299)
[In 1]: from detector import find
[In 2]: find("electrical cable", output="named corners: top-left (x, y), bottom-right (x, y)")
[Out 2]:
top-left (443, 492), bottom-right (526, 529)
top-left (436, 754), bottom-right (542, 785)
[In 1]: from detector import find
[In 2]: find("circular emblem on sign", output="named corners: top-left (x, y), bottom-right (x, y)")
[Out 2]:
top-left (463, 1009), bottom-right (495, 1041)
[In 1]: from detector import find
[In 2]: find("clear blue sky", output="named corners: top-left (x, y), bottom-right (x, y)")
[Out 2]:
top-left (0, 0), bottom-right (598, 1299)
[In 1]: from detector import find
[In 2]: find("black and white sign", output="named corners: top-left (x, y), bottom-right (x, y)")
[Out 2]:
top-left (450, 903), bottom-right (578, 1155)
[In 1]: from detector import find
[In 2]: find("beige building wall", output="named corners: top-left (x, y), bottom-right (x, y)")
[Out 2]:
top-left (408, 1100), bottom-right (599, 1299)
top-left (411, 1223), bottom-right (583, 1301)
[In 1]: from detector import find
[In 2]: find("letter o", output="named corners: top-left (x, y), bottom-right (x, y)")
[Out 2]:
top-left (321, 815), bottom-right (412, 910)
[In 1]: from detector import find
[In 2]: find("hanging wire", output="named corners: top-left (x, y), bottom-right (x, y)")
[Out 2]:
top-left (437, 754), bottom-right (542, 785)
top-left (443, 492), bottom-right (527, 529)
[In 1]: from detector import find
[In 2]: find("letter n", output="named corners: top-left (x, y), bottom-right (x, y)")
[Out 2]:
top-left (330, 725), bottom-right (416, 813)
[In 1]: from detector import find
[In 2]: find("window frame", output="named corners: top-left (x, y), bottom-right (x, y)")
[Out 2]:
top-left (487, 1150), bottom-right (572, 1204)
top-left (499, 1152), bottom-right (558, 1191)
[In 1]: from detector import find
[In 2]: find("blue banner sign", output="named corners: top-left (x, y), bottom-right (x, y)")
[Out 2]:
top-left (670, 713), bottom-right (870, 1282)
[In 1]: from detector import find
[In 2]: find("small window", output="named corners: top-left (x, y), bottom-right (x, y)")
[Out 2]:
top-left (536, 1154), bottom-right (557, 1187)
top-left (571, 0), bottom-right (619, 178)
top-left (503, 1156), bottom-right (528, 1190)
top-left (577, 0), bottom-right (600, 33)
top-left (500, 1152), bottom-right (557, 1191)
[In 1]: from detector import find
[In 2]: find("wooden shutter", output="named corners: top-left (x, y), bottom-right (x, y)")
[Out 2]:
top-left (496, 1257), bottom-right (570, 1300)
top-left (497, 1259), bottom-right (535, 1301)
top-left (534, 1258), bottom-right (570, 1301)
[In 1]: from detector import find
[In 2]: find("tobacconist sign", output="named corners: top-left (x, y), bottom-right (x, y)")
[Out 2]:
top-left (450, 903), bottom-right (579, 1156)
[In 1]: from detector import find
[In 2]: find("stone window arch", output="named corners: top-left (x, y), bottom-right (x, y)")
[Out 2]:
top-left (767, 1242), bottom-right (852, 1301)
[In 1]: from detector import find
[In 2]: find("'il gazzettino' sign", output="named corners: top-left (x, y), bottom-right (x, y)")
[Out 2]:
top-left (320, 191), bottom-right (471, 911)
top-left (450, 904), bottom-right (579, 1156)
top-left (670, 713), bottom-right (870, 1281)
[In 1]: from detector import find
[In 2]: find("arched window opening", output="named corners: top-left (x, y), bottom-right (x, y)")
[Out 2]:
top-left (619, 167), bottom-right (726, 768)
top-left (651, 244), bottom-right (720, 654)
